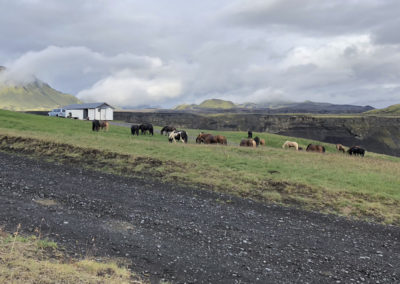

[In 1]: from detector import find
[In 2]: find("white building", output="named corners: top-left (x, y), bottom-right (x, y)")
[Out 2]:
top-left (63, 102), bottom-right (114, 120)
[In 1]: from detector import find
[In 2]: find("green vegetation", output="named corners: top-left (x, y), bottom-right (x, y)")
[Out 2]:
top-left (0, 226), bottom-right (142, 283)
top-left (365, 104), bottom-right (400, 116)
top-left (175, 99), bottom-right (236, 110)
top-left (0, 81), bottom-right (81, 111)
top-left (0, 109), bottom-right (399, 225)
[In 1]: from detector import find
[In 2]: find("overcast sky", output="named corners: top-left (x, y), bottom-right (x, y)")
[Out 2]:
top-left (1, 0), bottom-right (400, 108)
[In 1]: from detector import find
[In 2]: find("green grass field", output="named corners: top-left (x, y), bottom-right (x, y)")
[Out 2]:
top-left (1, 109), bottom-right (399, 224)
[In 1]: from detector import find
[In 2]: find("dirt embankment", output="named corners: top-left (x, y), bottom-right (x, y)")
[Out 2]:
top-left (114, 111), bottom-right (400, 157)
top-left (0, 150), bottom-right (400, 283)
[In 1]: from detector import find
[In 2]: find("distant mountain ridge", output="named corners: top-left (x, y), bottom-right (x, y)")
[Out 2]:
top-left (174, 99), bottom-right (374, 114)
top-left (0, 66), bottom-right (81, 111)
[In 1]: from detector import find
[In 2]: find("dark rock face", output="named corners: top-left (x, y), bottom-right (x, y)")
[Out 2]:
top-left (115, 112), bottom-right (400, 157)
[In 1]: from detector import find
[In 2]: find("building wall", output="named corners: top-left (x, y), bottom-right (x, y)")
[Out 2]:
top-left (64, 107), bottom-right (113, 120)
top-left (65, 109), bottom-right (84, 120)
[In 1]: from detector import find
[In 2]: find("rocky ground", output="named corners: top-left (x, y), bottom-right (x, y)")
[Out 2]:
top-left (0, 151), bottom-right (399, 283)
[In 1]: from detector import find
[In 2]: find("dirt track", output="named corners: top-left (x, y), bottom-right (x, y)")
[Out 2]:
top-left (0, 151), bottom-right (399, 283)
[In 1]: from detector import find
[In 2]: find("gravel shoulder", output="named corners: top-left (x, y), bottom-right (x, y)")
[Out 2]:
top-left (0, 151), bottom-right (399, 283)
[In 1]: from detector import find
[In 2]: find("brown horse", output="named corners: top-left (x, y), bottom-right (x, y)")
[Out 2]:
top-left (214, 135), bottom-right (227, 145)
top-left (260, 139), bottom-right (266, 146)
top-left (240, 138), bottom-right (256, 147)
top-left (306, 144), bottom-right (325, 153)
top-left (282, 141), bottom-right (299, 150)
top-left (336, 144), bottom-right (346, 153)
top-left (100, 121), bottom-right (109, 131)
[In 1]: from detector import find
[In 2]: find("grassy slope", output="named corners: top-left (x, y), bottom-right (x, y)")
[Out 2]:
top-left (0, 227), bottom-right (142, 283)
top-left (0, 82), bottom-right (81, 111)
top-left (0, 110), bottom-right (399, 224)
top-left (365, 104), bottom-right (400, 116)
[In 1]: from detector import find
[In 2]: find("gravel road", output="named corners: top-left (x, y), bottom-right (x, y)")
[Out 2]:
top-left (0, 151), bottom-right (399, 283)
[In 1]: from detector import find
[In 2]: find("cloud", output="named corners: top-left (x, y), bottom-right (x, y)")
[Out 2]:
top-left (77, 70), bottom-right (182, 107)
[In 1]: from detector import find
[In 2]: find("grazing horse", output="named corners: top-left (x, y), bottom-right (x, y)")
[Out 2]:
top-left (139, 123), bottom-right (154, 135)
top-left (131, 124), bottom-right (140, 136)
top-left (240, 138), bottom-right (256, 147)
top-left (260, 139), bottom-right (266, 146)
top-left (348, 146), bottom-right (365, 157)
top-left (92, 120), bottom-right (101, 131)
top-left (168, 130), bottom-right (188, 143)
top-left (306, 144), bottom-right (325, 153)
top-left (336, 144), bottom-right (346, 153)
top-left (214, 135), bottom-right (227, 145)
top-left (196, 133), bottom-right (216, 144)
top-left (100, 121), bottom-right (109, 131)
top-left (161, 126), bottom-right (176, 135)
top-left (248, 130), bottom-right (253, 138)
top-left (282, 141), bottom-right (299, 151)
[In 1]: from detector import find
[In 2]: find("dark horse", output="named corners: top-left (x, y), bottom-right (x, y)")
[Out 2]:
top-left (131, 124), bottom-right (140, 136)
top-left (139, 123), bottom-right (154, 135)
top-left (348, 146), bottom-right (365, 157)
top-left (92, 120), bottom-right (101, 131)
top-left (306, 144), bottom-right (325, 153)
top-left (161, 126), bottom-right (176, 135)
top-left (248, 130), bottom-right (253, 138)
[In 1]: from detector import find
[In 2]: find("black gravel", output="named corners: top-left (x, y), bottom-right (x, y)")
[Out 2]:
top-left (0, 151), bottom-right (399, 283)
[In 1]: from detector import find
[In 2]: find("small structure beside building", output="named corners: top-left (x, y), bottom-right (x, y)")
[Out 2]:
top-left (63, 102), bottom-right (114, 120)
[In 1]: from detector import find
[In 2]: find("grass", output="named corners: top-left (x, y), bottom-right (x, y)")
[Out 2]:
top-left (0, 109), bottom-right (400, 225)
top-left (0, 225), bottom-right (143, 284)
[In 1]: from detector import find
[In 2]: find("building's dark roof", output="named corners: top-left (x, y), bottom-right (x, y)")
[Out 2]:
top-left (63, 102), bottom-right (114, 110)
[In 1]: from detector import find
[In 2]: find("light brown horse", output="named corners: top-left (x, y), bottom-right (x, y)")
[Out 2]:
top-left (260, 139), bottom-right (266, 146)
top-left (240, 138), bottom-right (256, 147)
top-left (282, 141), bottom-right (298, 150)
top-left (100, 121), bottom-right (109, 131)
top-left (336, 144), bottom-right (346, 153)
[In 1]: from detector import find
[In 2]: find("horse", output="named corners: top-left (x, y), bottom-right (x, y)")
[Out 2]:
top-left (100, 121), bottom-right (109, 131)
top-left (306, 144), bottom-right (325, 153)
top-left (240, 138), bottom-right (256, 147)
top-left (196, 133), bottom-right (216, 144)
top-left (282, 141), bottom-right (299, 151)
top-left (92, 120), bottom-right (101, 132)
top-left (214, 135), bottom-right (227, 145)
top-left (139, 123), bottom-right (154, 135)
top-left (161, 126), bottom-right (176, 136)
top-left (336, 144), bottom-right (346, 153)
top-left (260, 139), bottom-right (266, 146)
top-left (168, 130), bottom-right (188, 143)
top-left (131, 124), bottom-right (140, 136)
top-left (248, 130), bottom-right (253, 138)
top-left (348, 146), bottom-right (365, 157)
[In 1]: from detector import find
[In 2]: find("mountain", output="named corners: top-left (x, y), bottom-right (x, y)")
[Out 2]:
top-left (174, 99), bottom-right (374, 114)
top-left (0, 66), bottom-right (81, 111)
top-left (365, 104), bottom-right (400, 116)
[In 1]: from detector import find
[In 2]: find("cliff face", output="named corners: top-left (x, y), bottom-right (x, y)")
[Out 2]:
top-left (115, 111), bottom-right (400, 157)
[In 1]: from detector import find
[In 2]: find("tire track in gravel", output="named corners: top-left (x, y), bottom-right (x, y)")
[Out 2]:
top-left (0, 151), bottom-right (399, 283)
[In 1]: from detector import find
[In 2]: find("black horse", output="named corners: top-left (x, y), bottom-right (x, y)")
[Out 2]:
top-left (161, 126), bottom-right (176, 135)
top-left (139, 123), bottom-right (154, 135)
top-left (254, 136), bottom-right (260, 147)
top-left (131, 124), bottom-right (140, 136)
top-left (348, 146), bottom-right (365, 157)
top-left (248, 130), bottom-right (253, 138)
top-left (92, 120), bottom-right (100, 131)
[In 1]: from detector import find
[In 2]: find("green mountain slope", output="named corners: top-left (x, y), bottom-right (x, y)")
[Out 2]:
top-left (0, 67), bottom-right (80, 111)
top-left (175, 99), bottom-right (236, 110)
top-left (365, 104), bottom-right (400, 115)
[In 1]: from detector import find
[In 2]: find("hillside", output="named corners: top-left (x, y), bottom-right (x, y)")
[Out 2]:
top-left (0, 109), bottom-right (399, 226)
top-left (0, 66), bottom-right (80, 111)
top-left (174, 99), bottom-right (374, 114)
top-left (365, 103), bottom-right (400, 116)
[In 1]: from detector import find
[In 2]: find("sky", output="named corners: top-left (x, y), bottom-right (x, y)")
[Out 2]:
top-left (0, 0), bottom-right (400, 108)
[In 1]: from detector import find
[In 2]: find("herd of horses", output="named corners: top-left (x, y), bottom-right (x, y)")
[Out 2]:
top-left (91, 121), bottom-right (366, 156)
